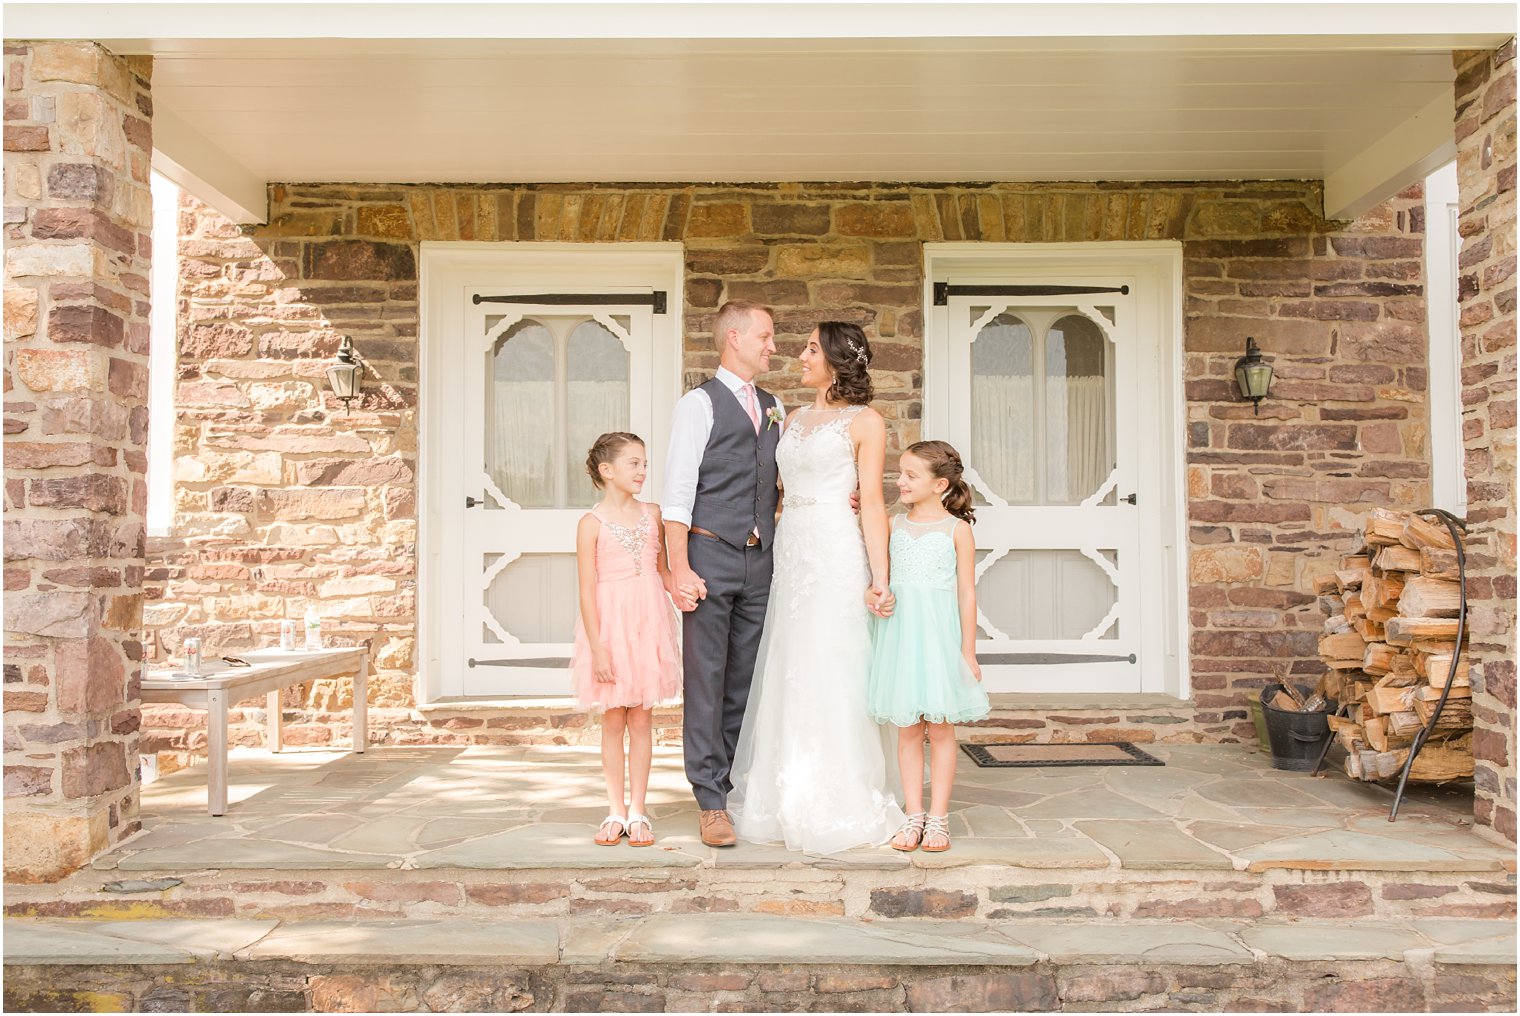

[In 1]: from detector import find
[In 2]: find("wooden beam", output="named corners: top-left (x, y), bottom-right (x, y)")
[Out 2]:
top-left (1324, 88), bottom-right (1457, 221)
top-left (150, 103), bottom-right (267, 225)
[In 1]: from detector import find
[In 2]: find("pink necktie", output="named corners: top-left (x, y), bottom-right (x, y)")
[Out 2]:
top-left (741, 383), bottom-right (761, 433)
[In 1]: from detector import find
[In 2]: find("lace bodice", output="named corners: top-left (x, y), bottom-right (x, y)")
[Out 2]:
top-left (889, 515), bottom-right (959, 590)
top-left (777, 406), bottom-right (862, 508)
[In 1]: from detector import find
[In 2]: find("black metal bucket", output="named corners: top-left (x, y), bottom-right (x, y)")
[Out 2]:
top-left (1260, 684), bottom-right (1332, 772)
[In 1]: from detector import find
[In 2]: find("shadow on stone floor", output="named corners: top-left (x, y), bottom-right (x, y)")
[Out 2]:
top-left (72, 742), bottom-right (1502, 875)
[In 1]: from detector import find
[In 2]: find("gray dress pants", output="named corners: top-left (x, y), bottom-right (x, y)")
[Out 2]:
top-left (682, 533), bottom-right (772, 811)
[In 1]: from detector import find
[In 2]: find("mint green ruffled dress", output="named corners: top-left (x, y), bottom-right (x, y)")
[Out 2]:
top-left (868, 515), bottom-right (991, 727)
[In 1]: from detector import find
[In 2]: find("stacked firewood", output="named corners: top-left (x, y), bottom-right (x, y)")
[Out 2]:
top-left (1313, 508), bottom-right (1474, 783)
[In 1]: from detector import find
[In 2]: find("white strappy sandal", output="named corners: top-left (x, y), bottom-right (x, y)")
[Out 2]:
top-left (626, 812), bottom-right (655, 848)
top-left (920, 814), bottom-right (952, 853)
top-left (891, 812), bottom-right (927, 852)
top-left (595, 814), bottom-right (628, 846)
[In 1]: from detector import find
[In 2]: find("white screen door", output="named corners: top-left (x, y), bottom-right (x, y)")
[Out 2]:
top-left (422, 244), bottom-right (683, 704)
top-left (938, 285), bottom-right (1145, 693)
top-left (457, 295), bottom-right (658, 696)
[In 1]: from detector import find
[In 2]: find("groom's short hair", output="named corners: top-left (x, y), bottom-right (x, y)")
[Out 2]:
top-left (713, 300), bottom-right (773, 351)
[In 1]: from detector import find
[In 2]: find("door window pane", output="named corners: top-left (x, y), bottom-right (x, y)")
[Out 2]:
top-left (565, 320), bottom-right (631, 505)
top-left (977, 549), bottom-right (1118, 641)
top-left (970, 306), bottom-right (1115, 506)
top-left (1045, 314), bottom-right (1114, 504)
top-left (971, 312), bottom-right (1035, 503)
top-left (484, 553), bottom-right (579, 644)
top-left (485, 313), bottom-right (631, 509)
top-left (487, 319), bottom-right (556, 507)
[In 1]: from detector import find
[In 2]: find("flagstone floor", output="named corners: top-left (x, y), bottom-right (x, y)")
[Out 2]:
top-left (83, 743), bottom-right (1506, 874)
top-left (7, 744), bottom-right (1514, 1012)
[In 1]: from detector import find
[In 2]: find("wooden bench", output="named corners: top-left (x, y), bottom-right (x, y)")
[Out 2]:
top-left (141, 647), bottom-right (368, 816)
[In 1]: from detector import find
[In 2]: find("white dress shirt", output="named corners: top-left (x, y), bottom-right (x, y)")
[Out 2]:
top-left (662, 366), bottom-right (771, 529)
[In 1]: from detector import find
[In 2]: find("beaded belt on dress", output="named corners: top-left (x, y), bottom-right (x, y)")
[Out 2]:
top-left (783, 495), bottom-right (845, 509)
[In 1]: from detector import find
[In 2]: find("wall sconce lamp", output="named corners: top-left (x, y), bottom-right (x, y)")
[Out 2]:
top-left (1234, 337), bottom-right (1273, 416)
top-left (325, 337), bottom-right (364, 414)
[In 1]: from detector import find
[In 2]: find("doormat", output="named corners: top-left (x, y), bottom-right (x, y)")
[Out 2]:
top-left (961, 741), bottom-right (1164, 768)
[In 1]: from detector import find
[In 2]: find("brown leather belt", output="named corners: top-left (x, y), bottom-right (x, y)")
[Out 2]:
top-left (690, 526), bottom-right (760, 547)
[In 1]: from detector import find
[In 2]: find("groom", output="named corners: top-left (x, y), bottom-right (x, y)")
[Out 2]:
top-left (662, 300), bottom-right (781, 847)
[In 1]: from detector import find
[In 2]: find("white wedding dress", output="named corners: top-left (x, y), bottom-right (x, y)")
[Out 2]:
top-left (729, 406), bottom-right (906, 854)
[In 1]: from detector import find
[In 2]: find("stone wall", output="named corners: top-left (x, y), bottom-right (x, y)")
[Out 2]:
top-left (1453, 43), bottom-right (1518, 843)
top-left (3, 957), bottom-right (1516, 1013)
top-left (143, 179), bottom-right (1431, 760)
top-left (2, 42), bottom-right (153, 880)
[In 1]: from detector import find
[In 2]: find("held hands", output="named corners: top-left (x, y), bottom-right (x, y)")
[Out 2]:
top-left (668, 567), bottom-right (708, 613)
top-left (592, 646), bottom-right (617, 684)
top-left (679, 580), bottom-right (706, 610)
top-left (865, 582), bottom-right (896, 618)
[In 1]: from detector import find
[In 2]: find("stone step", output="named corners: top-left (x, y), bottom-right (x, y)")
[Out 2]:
top-left (7, 858), bottom-right (1514, 926)
top-left (18, 742), bottom-right (1511, 927)
top-left (3, 913), bottom-right (1515, 1012)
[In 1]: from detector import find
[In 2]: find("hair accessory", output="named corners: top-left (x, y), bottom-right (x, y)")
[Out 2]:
top-left (847, 339), bottom-right (868, 365)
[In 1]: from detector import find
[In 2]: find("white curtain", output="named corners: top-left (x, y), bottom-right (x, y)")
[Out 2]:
top-left (1060, 376), bottom-right (1110, 503)
top-left (564, 380), bottom-right (631, 505)
top-left (972, 375), bottom-right (1108, 504)
top-left (489, 382), bottom-right (555, 507)
top-left (488, 380), bottom-right (628, 507)
top-left (972, 376), bottom-right (1035, 502)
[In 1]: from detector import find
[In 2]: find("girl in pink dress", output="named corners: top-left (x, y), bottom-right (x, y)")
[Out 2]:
top-left (572, 432), bottom-right (683, 847)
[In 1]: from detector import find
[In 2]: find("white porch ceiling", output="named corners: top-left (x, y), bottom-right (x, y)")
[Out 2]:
top-left (9, 3), bottom-right (1515, 223)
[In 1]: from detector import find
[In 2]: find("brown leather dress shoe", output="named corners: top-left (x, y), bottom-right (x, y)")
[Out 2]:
top-left (700, 809), bottom-right (737, 847)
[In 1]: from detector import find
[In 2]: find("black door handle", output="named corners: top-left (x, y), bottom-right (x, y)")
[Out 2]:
top-left (465, 495), bottom-right (481, 508)
top-left (1122, 493), bottom-right (1137, 505)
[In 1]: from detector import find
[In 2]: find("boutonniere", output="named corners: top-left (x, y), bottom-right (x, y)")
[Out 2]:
top-left (765, 406), bottom-right (784, 431)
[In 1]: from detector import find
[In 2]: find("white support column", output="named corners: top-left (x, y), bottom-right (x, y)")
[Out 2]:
top-left (1424, 161), bottom-right (1466, 517)
top-left (146, 172), bottom-right (178, 537)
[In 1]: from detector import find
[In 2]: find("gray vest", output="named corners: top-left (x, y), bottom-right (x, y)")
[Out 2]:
top-left (690, 378), bottom-right (781, 549)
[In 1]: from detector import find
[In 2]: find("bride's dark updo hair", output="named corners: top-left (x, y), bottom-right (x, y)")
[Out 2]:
top-left (816, 321), bottom-right (874, 406)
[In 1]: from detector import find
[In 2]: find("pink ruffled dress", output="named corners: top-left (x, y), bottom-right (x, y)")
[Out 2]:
top-left (570, 505), bottom-right (682, 711)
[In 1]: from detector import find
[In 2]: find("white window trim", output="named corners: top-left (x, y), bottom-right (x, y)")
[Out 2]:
top-left (923, 241), bottom-right (1189, 700)
top-left (417, 242), bottom-right (685, 705)
top-left (1424, 161), bottom-right (1466, 518)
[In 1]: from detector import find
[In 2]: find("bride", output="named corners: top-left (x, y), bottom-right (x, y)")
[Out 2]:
top-left (728, 321), bottom-right (906, 854)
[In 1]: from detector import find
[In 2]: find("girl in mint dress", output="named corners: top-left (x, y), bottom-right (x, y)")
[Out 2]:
top-left (868, 440), bottom-right (989, 853)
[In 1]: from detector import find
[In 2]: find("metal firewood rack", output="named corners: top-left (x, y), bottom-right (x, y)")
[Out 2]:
top-left (1312, 508), bottom-right (1469, 821)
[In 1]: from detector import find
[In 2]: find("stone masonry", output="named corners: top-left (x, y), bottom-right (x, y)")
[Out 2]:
top-left (3, 955), bottom-right (1516, 1013)
top-left (1453, 43), bottom-right (1518, 843)
top-left (2, 42), bottom-right (153, 880)
top-left (142, 179), bottom-right (1433, 763)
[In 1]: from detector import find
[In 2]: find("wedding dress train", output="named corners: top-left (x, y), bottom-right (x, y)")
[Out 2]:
top-left (728, 406), bottom-right (906, 854)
